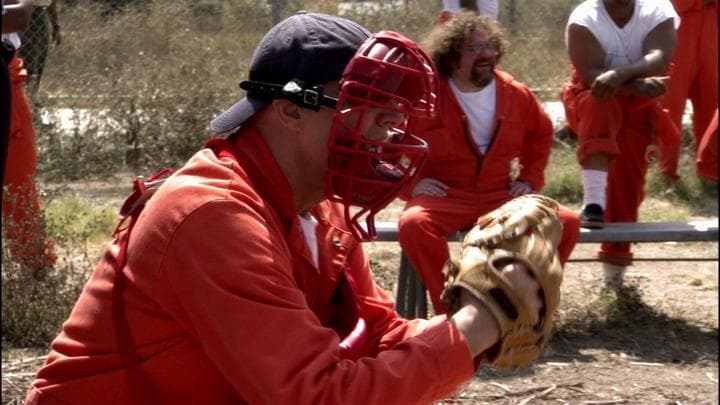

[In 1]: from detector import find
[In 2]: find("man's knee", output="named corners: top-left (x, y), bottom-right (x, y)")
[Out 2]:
top-left (398, 209), bottom-right (429, 246)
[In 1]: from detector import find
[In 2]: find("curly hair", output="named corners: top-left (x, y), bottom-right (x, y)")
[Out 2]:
top-left (422, 11), bottom-right (509, 78)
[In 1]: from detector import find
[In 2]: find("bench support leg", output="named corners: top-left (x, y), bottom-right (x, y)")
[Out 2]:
top-left (394, 252), bottom-right (428, 319)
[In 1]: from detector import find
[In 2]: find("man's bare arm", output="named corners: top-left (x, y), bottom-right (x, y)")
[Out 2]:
top-left (567, 18), bottom-right (677, 99)
top-left (613, 18), bottom-right (677, 82)
top-left (566, 23), bottom-right (607, 88)
top-left (615, 18), bottom-right (677, 98)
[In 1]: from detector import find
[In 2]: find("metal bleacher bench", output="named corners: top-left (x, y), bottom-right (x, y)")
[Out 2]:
top-left (373, 219), bottom-right (719, 319)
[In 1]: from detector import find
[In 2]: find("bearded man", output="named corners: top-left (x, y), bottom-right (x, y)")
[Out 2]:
top-left (397, 12), bottom-right (581, 314)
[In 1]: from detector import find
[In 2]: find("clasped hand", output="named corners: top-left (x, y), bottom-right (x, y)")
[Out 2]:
top-left (592, 70), bottom-right (668, 100)
top-left (628, 76), bottom-right (668, 99)
top-left (590, 69), bottom-right (625, 99)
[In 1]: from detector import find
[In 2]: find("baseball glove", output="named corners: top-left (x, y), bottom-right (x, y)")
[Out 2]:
top-left (440, 194), bottom-right (564, 370)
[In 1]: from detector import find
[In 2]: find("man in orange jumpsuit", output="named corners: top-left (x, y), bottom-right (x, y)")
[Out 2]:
top-left (696, 108), bottom-right (718, 182)
top-left (2, 0), bottom-right (55, 274)
top-left (659, 0), bottom-right (718, 182)
top-left (26, 13), bottom-right (548, 404)
top-left (2, 0), bottom-right (35, 184)
top-left (1, 55), bottom-right (9, 185)
top-left (398, 13), bottom-right (580, 314)
top-left (561, 0), bottom-right (679, 289)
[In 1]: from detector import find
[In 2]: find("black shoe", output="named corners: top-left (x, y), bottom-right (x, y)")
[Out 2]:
top-left (580, 204), bottom-right (604, 229)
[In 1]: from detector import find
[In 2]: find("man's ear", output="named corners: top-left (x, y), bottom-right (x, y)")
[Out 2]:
top-left (271, 99), bottom-right (302, 131)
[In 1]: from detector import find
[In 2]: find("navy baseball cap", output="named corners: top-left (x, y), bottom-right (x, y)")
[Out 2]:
top-left (210, 11), bottom-right (371, 133)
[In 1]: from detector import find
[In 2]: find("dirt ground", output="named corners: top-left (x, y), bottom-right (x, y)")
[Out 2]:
top-left (2, 181), bottom-right (718, 404)
top-left (366, 239), bottom-right (718, 405)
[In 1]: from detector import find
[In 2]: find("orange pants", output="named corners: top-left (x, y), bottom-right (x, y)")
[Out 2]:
top-left (563, 88), bottom-right (680, 265)
top-left (3, 56), bottom-right (54, 271)
top-left (697, 108), bottom-right (718, 182)
top-left (398, 188), bottom-right (580, 314)
top-left (660, 3), bottom-right (719, 180)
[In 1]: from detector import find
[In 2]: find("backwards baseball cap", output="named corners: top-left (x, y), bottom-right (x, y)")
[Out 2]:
top-left (210, 11), bottom-right (371, 133)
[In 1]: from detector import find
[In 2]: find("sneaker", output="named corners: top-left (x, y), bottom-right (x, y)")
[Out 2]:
top-left (580, 203), bottom-right (604, 229)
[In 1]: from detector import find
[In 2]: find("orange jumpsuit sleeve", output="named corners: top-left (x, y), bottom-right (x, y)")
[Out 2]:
top-left (672, 0), bottom-right (710, 12)
top-left (154, 199), bottom-right (475, 405)
top-left (516, 87), bottom-right (554, 192)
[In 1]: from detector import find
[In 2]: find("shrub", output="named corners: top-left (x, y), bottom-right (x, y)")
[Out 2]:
top-left (1, 258), bottom-right (88, 347)
top-left (2, 197), bottom-right (116, 348)
top-left (32, 0), bottom-right (585, 180)
top-left (35, 0), bottom-right (273, 179)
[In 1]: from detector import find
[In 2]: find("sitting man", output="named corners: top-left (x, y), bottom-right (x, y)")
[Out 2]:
top-left (561, 0), bottom-right (679, 289)
top-left (398, 12), bottom-right (580, 314)
top-left (26, 12), bottom-right (549, 404)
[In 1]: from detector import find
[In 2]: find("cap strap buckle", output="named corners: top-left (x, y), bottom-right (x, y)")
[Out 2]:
top-left (302, 88), bottom-right (319, 108)
top-left (240, 79), bottom-right (338, 111)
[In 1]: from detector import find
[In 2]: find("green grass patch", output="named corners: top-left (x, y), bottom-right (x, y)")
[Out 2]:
top-left (45, 197), bottom-right (117, 246)
top-left (543, 143), bottom-right (583, 204)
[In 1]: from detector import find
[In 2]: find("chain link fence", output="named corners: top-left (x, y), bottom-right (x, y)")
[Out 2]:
top-left (17, 0), bottom-right (582, 179)
top-left (16, 1), bottom-right (60, 95)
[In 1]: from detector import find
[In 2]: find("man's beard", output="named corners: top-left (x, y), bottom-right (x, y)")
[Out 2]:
top-left (470, 61), bottom-right (494, 88)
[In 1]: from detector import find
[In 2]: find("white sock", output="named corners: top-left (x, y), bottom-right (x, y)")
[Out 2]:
top-left (581, 169), bottom-right (607, 209)
top-left (602, 263), bottom-right (626, 289)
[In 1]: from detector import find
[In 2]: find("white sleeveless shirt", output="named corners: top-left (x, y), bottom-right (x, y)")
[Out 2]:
top-left (566, 0), bottom-right (679, 68)
top-left (442, 0), bottom-right (499, 20)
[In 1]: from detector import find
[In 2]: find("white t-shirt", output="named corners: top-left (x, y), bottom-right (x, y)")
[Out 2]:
top-left (442, 0), bottom-right (499, 20)
top-left (566, 0), bottom-right (679, 68)
top-left (298, 212), bottom-right (319, 268)
top-left (450, 78), bottom-right (497, 155)
top-left (477, 0), bottom-right (498, 20)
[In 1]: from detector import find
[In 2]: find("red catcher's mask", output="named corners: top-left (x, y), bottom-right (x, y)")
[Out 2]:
top-left (325, 31), bottom-right (439, 241)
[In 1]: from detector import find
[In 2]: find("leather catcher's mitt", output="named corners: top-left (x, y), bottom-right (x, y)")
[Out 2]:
top-left (440, 194), bottom-right (564, 370)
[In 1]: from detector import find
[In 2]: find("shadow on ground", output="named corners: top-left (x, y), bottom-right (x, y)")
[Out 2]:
top-left (548, 285), bottom-right (718, 365)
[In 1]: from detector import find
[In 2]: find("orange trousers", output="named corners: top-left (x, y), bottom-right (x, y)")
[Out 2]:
top-left (660, 2), bottom-right (719, 180)
top-left (398, 188), bottom-right (580, 314)
top-left (3, 56), bottom-right (54, 271)
top-left (697, 108), bottom-right (718, 182)
top-left (563, 88), bottom-right (680, 265)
